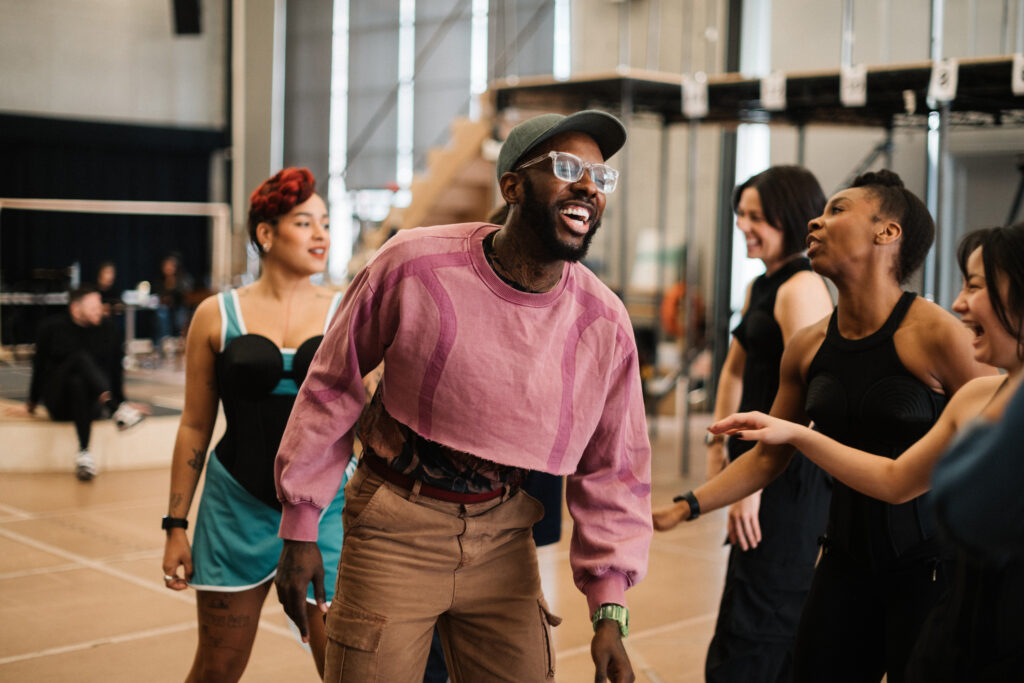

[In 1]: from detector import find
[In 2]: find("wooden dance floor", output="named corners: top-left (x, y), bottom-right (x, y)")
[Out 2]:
top-left (0, 363), bottom-right (726, 682)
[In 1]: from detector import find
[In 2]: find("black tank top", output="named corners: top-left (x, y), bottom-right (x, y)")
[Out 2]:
top-left (805, 291), bottom-right (947, 567)
top-left (729, 256), bottom-right (813, 461)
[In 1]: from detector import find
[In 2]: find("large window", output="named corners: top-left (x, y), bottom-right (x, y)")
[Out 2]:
top-left (326, 0), bottom-right (556, 282)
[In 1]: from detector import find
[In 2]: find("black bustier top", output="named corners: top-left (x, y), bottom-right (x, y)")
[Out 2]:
top-left (214, 333), bottom-right (324, 509)
top-left (805, 291), bottom-right (948, 567)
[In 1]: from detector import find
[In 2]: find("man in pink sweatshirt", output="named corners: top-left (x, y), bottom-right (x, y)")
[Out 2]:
top-left (273, 110), bottom-right (652, 682)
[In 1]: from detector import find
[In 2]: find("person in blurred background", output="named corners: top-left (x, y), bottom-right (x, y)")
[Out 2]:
top-left (9, 286), bottom-right (146, 480)
top-left (95, 261), bottom-right (122, 316)
top-left (153, 252), bottom-right (194, 358)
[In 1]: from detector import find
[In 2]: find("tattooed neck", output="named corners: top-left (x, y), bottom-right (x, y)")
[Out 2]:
top-left (483, 231), bottom-right (560, 293)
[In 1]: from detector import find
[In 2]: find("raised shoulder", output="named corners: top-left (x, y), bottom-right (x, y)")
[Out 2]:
top-left (944, 374), bottom-right (1012, 432)
top-left (358, 223), bottom-right (480, 280)
top-left (189, 293), bottom-right (223, 353)
top-left (905, 295), bottom-right (958, 326)
top-left (777, 269), bottom-right (829, 300)
top-left (775, 271), bottom-right (833, 343)
top-left (896, 296), bottom-right (996, 395)
top-left (740, 278), bottom-right (754, 315)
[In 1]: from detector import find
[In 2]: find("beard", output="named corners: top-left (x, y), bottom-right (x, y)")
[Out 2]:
top-left (520, 176), bottom-right (601, 263)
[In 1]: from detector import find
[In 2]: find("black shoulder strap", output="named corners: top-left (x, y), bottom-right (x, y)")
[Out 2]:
top-left (878, 291), bottom-right (917, 336)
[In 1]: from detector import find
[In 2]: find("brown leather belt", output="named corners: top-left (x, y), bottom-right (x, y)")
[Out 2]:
top-left (364, 455), bottom-right (506, 503)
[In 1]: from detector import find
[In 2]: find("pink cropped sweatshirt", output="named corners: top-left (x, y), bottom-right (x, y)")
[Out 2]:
top-left (275, 222), bottom-right (652, 612)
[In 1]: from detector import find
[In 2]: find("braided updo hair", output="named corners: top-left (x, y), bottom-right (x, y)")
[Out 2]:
top-left (850, 169), bottom-right (934, 283)
top-left (248, 167), bottom-right (316, 254)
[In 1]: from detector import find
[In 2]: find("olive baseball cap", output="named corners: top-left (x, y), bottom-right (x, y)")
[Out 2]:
top-left (496, 110), bottom-right (627, 180)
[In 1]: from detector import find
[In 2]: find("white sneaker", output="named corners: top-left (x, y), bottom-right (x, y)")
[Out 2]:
top-left (75, 450), bottom-right (96, 481)
top-left (112, 402), bottom-right (145, 431)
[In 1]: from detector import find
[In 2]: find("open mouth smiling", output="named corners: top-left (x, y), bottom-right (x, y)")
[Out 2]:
top-left (560, 204), bottom-right (593, 234)
top-left (962, 318), bottom-right (985, 341)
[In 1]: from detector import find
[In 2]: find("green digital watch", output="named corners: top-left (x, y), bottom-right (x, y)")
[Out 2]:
top-left (591, 603), bottom-right (629, 638)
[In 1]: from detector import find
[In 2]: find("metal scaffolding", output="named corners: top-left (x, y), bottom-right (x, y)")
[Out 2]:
top-left (490, 52), bottom-right (1024, 473)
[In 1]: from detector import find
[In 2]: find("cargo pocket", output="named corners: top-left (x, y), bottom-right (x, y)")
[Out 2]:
top-left (324, 602), bottom-right (387, 681)
top-left (341, 476), bottom-right (387, 533)
top-left (537, 597), bottom-right (563, 679)
top-left (517, 490), bottom-right (546, 528)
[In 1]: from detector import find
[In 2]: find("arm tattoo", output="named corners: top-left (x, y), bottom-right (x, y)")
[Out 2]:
top-left (169, 493), bottom-right (184, 511)
top-left (187, 448), bottom-right (207, 472)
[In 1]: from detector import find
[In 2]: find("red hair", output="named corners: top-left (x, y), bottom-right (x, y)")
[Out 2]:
top-left (248, 167), bottom-right (316, 253)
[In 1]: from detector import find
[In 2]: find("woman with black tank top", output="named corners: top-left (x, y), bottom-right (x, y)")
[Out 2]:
top-left (712, 223), bottom-right (1024, 682)
top-left (654, 166), bottom-right (833, 683)
top-left (654, 171), bottom-right (992, 683)
top-left (161, 168), bottom-right (350, 681)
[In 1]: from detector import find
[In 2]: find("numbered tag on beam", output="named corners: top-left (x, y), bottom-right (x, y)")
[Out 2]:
top-left (682, 73), bottom-right (709, 119)
top-left (928, 58), bottom-right (959, 103)
top-left (761, 71), bottom-right (787, 111)
top-left (840, 64), bottom-right (867, 107)
top-left (1013, 54), bottom-right (1024, 96)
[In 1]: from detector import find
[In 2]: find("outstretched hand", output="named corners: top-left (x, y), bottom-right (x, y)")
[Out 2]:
top-left (709, 411), bottom-right (799, 446)
top-left (652, 500), bottom-right (690, 531)
top-left (592, 620), bottom-right (634, 683)
top-left (274, 540), bottom-right (327, 642)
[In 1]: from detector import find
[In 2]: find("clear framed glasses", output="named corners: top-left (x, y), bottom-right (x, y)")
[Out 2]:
top-left (516, 151), bottom-right (619, 193)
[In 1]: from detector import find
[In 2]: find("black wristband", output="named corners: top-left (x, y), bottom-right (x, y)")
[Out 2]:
top-left (161, 515), bottom-right (188, 531)
top-left (672, 491), bottom-right (701, 521)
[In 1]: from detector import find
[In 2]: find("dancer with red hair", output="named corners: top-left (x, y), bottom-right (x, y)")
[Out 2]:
top-left (161, 168), bottom-right (350, 681)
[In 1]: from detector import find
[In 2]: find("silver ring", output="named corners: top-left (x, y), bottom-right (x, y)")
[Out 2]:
top-left (163, 574), bottom-right (174, 582)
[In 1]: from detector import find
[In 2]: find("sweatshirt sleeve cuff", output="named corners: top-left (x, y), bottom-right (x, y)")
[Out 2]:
top-left (278, 501), bottom-right (322, 542)
top-left (584, 571), bottom-right (630, 615)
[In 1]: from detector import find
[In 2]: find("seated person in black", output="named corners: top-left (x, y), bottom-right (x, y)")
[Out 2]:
top-left (14, 286), bottom-right (146, 480)
top-left (653, 171), bottom-right (993, 682)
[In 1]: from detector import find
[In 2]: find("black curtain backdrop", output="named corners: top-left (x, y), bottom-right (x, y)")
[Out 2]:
top-left (0, 113), bottom-right (227, 343)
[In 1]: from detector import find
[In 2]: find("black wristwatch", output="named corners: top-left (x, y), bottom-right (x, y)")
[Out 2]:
top-left (672, 491), bottom-right (701, 521)
top-left (161, 515), bottom-right (188, 531)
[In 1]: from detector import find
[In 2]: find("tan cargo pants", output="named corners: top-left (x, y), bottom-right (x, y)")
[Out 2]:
top-left (324, 463), bottom-right (562, 682)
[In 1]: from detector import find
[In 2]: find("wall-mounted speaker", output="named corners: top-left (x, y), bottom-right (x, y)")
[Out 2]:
top-left (172, 0), bottom-right (201, 35)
